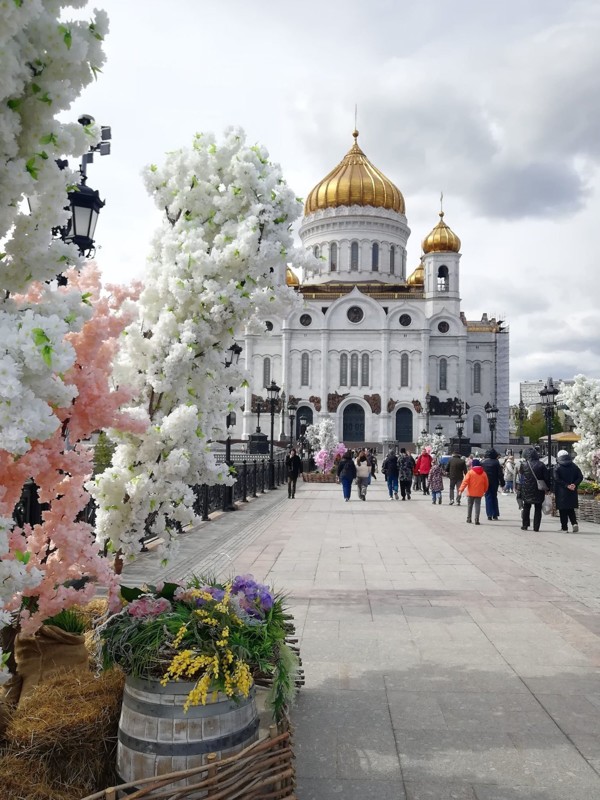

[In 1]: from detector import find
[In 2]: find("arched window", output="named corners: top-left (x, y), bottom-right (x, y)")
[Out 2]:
top-left (473, 362), bottom-right (482, 394)
top-left (263, 357), bottom-right (271, 388)
top-left (313, 245), bottom-right (320, 259)
top-left (330, 242), bottom-right (337, 272)
top-left (437, 265), bottom-right (449, 291)
top-left (473, 414), bottom-right (482, 434)
top-left (350, 353), bottom-right (359, 386)
top-left (371, 243), bottom-right (379, 271)
top-left (350, 242), bottom-right (359, 271)
top-left (340, 353), bottom-right (348, 386)
top-left (390, 245), bottom-right (395, 275)
top-left (439, 358), bottom-right (447, 391)
top-left (361, 353), bottom-right (369, 386)
top-left (301, 353), bottom-right (309, 386)
top-left (400, 353), bottom-right (409, 387)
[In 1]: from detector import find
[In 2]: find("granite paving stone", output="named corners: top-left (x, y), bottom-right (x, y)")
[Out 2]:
top-left (120, 478), bottom-right (600, 797)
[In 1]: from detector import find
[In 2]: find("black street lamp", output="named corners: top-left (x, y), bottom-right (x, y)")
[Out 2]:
top-left (539, 377), bottom-right (559, 476)
top-left (223, 342), bottom-right (243, 511)
top-left (256, 401), bottom-right (262, 433)
top-left (267, 380), bottom-right (280, 489)
top-left (456, 413), bottom-right (464, 456)
top-left (288, 399), bottom-right (298, 446)
top-left (425, 392), bottom-right (431, 433)
top-left (299, 415), bottom-right (308, 455)
top-left (486, 403), bottom-right (498, 450)
top-left (517, 399), bottom-right (526, 444)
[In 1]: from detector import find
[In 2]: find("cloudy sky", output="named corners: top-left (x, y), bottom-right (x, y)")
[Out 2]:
top-left (69, 0), bottom-right (600, 401)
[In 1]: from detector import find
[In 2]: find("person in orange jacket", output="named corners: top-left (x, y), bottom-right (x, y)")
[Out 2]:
top-left (458, 458), bottom-right (489, 525)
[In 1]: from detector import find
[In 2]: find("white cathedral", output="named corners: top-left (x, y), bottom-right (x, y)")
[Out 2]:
top-left (235, 130), bottom-right (509, 449)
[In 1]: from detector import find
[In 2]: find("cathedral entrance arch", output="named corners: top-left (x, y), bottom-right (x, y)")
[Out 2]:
top-left (343, 403), bottom-right (365, 442)
top-left (395, 408), bottom-right (413, 443)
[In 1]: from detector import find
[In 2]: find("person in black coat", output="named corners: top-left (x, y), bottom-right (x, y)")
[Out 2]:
top-left (482, 448), bottom-right (505, 520)
top-left (336, 450), bottom-right (357, 501)
top-left (517, 447), bottom-right (551, 532)
top-left (285, 448), bottom-right (303, 499)
top-left (447, 452), bottom-right (467, 505)
top-left (553, 449), bottom-right (583, 532)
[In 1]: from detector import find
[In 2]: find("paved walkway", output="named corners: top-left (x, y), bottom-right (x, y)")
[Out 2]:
top-left (122, 479), bottom-right (600, 800)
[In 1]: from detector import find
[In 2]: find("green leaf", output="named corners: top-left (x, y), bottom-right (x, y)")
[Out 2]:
top-left (38, 92), bottom-right (52, 105)
top-left (40, 133), bottom-right (57, 145)
top-left (120, 585), bottom-right (143, 602)
top-left (90, 65), bottom-right (103, 80)
top-left (32, 328), bottom-right (50, 347)
top-left (37, 150), bottom-right (49, 160)
top-left (64, 312), bottom-right (77, 324)
top-left (89, 22), bottom-right (104, 40)
top-left (14, 0), bottom-right (24, 7)
top-left (81, 291), bottom-right (93, 305)
top-left (41, 345), bottom-right (53, 367)
top-left (26, 157), bottom-right (39, 180)
top-left (7, 98), bottom-right (21, 110)
top-left (31, 83), bottom-right (41, 94)
top-left (14, 549), bottom-right (30, 564)
top-left (60, 25), bottom-right (72, 49)
top-left (149, 164), bottom-right (157, 173)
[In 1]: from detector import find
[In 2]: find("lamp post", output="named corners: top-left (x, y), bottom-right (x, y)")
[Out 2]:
top-left (486, 403), bottom-right (498, 450)
top-left (267, 380), bottom-right (280, 489)
top-left (539, 377), bottom-right (559, 476)
top-left (517, 399), bottom-right (526, 444)
top-left (299, 415), bottom-right (308, 456)
top-left (425, 392), bottom-right (431, 433)
top-left (223, 342), bottom-right (243, 511)
top-left (288, 400), bottom-right (297, 446)
top-left (256, 401), bottom-right (262, 433)
top-left (456, 413), bottom-right (464, 456)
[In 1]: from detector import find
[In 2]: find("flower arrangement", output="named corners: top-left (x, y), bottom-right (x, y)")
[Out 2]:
top-left (97, 574), bottom-right (298, 720)
top-left (314, 443), bottom-right (347, 473)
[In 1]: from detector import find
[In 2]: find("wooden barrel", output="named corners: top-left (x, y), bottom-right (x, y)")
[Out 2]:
top-left (117, 677), bottom-right (259, 793)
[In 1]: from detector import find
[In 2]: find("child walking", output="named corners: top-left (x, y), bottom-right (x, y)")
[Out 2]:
top-left (458, 458), bottom-right (489, 524)
top-left (428, 457), bottom-right (444, 504)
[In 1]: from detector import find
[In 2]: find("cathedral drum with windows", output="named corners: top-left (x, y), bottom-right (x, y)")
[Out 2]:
top-left (237, 130), bottom-right (509, 449)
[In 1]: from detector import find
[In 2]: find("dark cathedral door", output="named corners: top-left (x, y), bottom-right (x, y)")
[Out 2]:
top-left (343, 404), bottom-right (365, 442)
top-left (395, 408), bottom-right (413, 443)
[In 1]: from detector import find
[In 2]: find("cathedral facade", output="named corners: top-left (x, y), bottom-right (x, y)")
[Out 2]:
top-left (236, 131), bottom-right (509, 449)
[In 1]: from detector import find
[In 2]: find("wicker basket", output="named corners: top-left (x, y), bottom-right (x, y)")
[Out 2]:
top-left (578, 495), bottom-right (600, 525)
top-left (302, 473), bottom-right (337, 483)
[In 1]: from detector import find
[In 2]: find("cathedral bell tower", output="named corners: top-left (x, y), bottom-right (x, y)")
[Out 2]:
top-left (421, 210), bottom-right (461, 300)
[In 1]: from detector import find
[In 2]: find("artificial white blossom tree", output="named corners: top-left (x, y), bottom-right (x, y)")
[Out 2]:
top-left (416, 430), bottom-right (448, 459)
top-left (558, 375), bottom-right (600, 479)
top-left (90, 129), bottom-right (307, 557)
top-left (0, 0), bottom-right (109, 660)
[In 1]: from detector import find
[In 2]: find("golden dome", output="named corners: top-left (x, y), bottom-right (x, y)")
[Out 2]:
top-left (304, 130), bottom-right (405, 216)
top-left (406, 259), bottom-right (424, 286)
top-left (422, 211), bottom-right (461, 254)
top-left (286, 267), bottom-right (299, 286)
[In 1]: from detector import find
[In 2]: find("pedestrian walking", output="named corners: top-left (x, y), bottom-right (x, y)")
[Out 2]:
top-left (416, 448), bottom-right (433, 495)
top-left (382, 448), bottom-right (400, 500)
top-left (458, 458), bottom-right (489, 525)
top-left (336, 450), bottom-right (357, 501)
top-left (447, 451), bottom-right (467, 505)
top-left (428, 458), bottom-right (444, 504)
top-left (553, 449), bottom-right (583, 533)
top-left (398, 448), bottom-right (415, 500)
top-left (369, 449), bottom-right (379, 480)
top-left (517, 446), bottom-right (551, 531)
top-left (482, 448), bottom-right (505, 520)
top-left (503, 455), bottom-right (515, 494)
top-left (356, 451), bottom-right (371, 501)
top-left (285, 447), bottom-right (303, 498)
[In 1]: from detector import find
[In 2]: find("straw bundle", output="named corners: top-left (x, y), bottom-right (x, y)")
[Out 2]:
top-left (5, 667), bottom-right (125, 794)
top-left (0, 753), bottom-right (74, 800)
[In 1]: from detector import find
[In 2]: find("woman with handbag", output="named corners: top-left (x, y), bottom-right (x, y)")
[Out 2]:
top-left (553, 449), bottom-right (583, 533)
top-left (517, 447), bottom-right (551, 532)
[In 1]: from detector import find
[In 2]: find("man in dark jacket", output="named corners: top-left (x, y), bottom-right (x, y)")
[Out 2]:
top-left (482, 448), bottom-right (505, 520)
top-left (517, 447), bottom-right (551, 531)
top-left (285, 448), bottom-right (303, 499)
top-left (554, 449), bottom-right (583, 532)
top-left (382, 449), bottom-right (400, 500)
top-left (447, 452), bottom-right (467, 505)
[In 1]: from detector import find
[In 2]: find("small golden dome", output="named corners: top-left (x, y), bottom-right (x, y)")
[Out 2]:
top-left (422, 211), bottom-right (461, 254)
top-left (304, 130), bottom-right (405, 216)
top-left (406, 259), bottom-right (424, 286)
top-left (286, 266), bottom-right (300, 286)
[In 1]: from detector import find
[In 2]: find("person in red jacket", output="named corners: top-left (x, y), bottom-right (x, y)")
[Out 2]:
top-left (416, 448), bottom-right (433, 495)
top-left (458, 458), bottom-right (489, 525)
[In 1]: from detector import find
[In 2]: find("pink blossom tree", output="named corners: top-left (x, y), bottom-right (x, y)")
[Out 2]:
top-left (1, 266), bottom-right (144, 634)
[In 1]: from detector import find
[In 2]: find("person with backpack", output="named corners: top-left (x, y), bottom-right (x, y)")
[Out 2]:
top-left (481, 448), bottom-right (505, 520)
top-left (355, 451), bottom-right (371, 501)
top-left (382, 448), bottom-right (400, 500)
top-left (398, 448), bottom-right (415, 500)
